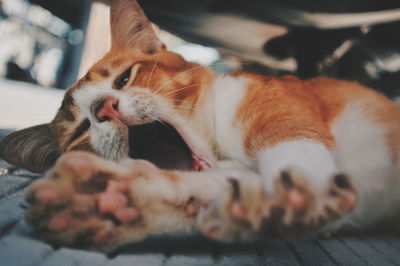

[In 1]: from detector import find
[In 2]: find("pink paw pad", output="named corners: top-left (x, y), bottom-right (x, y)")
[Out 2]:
top-left (48, 214), bottom-right (71, 232)
top-left (63, 156), bottom-right (93, 179)
top-left (287, 189), bottom-right (307, 212)
top-left (98, 192), bottom-right (128, 214)
top-left (36, 188), bottom-right (60, 204)
top-left (106, 180), bottom-right (128, 193)
top-left (115, 207), bottom-right (140, 224)
top-left (98, 190), bottom-right (140, 224)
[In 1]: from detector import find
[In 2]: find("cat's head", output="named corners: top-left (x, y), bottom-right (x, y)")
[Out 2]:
top-left (0, 0), bottom-right (214, 173)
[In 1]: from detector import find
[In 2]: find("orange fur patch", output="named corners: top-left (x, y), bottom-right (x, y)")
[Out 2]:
top-left (236, 75), bottom-right (400, 161)
top-left (235, 74), bottom-right (335, 157)
top-left (307, 78), bottom-right (400, 162)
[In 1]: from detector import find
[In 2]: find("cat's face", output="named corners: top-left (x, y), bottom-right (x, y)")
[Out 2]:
top-left (0, 0), bottom-right (214, 173)
top-left (53, 49), bottom-right (213, 171)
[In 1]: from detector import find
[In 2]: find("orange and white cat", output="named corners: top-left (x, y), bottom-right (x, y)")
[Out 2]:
top-left (1, 0), bottom-right (400, 251)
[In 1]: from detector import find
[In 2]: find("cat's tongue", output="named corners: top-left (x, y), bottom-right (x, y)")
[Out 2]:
top-left (192, 154), bottom-right (212, 171)
top-left (192, 156), bottom-right (202, 171)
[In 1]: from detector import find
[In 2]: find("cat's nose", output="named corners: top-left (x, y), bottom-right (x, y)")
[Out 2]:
top-left (92, 96), bottom-right (119, 122)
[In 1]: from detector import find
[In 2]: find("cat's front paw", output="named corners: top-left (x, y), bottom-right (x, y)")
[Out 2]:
top-left (197, 168), bottom-right (357, 242)
top-left (25, 152), bottom-right (195, 252)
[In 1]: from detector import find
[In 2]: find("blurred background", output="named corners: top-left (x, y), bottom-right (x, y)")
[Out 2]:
top-left (0, 0), bottom-right (399, 130)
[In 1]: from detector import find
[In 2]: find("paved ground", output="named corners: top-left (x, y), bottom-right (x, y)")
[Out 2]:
top-left (0, 79), bottom-right (64, 130)
top-left (1, 129), bottom-right (400, 265)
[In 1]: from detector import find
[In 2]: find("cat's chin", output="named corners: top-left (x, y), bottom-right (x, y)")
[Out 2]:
top-left (127, 121), bottom-right (208, 171)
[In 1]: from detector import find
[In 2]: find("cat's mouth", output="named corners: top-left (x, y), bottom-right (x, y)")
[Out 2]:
top-left (127, 121), bottom-right (212, 171)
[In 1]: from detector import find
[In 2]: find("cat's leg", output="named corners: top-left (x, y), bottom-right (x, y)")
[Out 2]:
top-left (328, 102), bottom-right (400, 231)
top-left (197, 140), bottom-right (357, 242)
top-left (25, 151), bottom-right (247, 252)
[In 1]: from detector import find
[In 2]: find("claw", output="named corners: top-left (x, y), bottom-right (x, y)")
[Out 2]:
top-left (184, 197), bottom-right (200, 217)
top-left (280, 171), bottom-right (294, 189)
top-left (230, 201), bottom-right (247, 221)
top-left (228, 178), bottom-right (241, 200)
top-left (286, 189), bottom-right (307, 212)
top-left (333, 174), bottom-right (352, 190)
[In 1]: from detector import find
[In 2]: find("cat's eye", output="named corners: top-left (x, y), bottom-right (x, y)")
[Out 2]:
top-left (115, 67), bottom-right (131, 90)
top-left (114, 64), bottom-right (141, 90)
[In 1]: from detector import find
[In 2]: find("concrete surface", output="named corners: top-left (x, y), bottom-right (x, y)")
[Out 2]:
top-left (1, 129), bottom-right (400, 265)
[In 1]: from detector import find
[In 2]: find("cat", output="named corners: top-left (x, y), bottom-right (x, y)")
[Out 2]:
top-left (1, 0), bottom-right (400, 252)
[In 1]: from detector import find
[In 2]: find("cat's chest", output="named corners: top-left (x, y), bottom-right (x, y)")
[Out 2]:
top-left (210, 75), bottom-right (253, 165)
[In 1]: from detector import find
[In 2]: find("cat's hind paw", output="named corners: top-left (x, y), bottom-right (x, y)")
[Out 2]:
top-left (197, 168), bottom-right (357, 242)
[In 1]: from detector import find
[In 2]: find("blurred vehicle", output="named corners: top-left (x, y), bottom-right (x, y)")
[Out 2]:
top-left (137, 0), bottom-right (400, 98)
top-left (1, 0), bottom-right (399, 99)
top-left (0, 0), bottom-right (90, 88)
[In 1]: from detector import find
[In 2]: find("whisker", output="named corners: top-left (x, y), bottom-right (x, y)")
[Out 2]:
top-left (149, 115), bottom-right (161, 123)
top-left (162, 83), bottom-right (202, 97)
top-left (153, 61), bottom-right (250, 94)
top-left (146, 54), bottom-right (160, 89)
top-left (147, 114), bottom-right (172, 130)
top-left (169, 100), bottom-right (197, 108)
top-left (154, 65), bottom-right (207, 94)
top-left (78, 138), bottom-right (92, 144)
top-left (174, 105), bottom-right (196, 112)
top-left (69, 138), bottom-right (92, 146)
top-left (146, 113), bottom-right (160, 122)
top-left (170, 99), bottom-right (187, 102)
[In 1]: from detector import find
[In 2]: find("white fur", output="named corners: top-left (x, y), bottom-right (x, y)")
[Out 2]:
top-left (258, 139), bottom-right (337, 195)
top-left (90, 122), bottom-right (129, 160)
top-left (330, 101), bottom-right (400, 229)
top-left (212, 75), bottom-right (252, 166)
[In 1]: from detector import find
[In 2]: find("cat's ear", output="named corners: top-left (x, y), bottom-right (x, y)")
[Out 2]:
top-left (110, 0), bottom-right (166, 54)
top-left (0, 124), bottom-right (60, 174)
